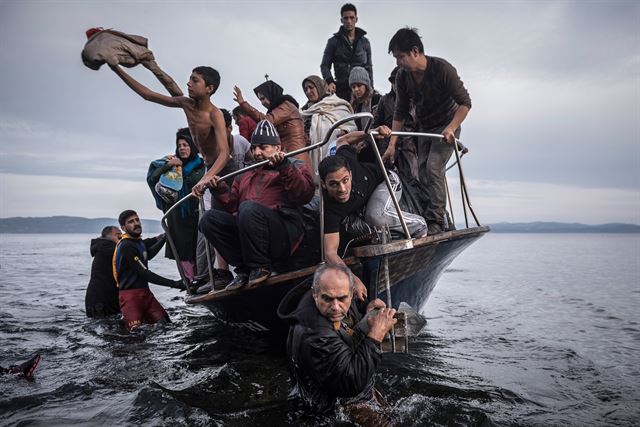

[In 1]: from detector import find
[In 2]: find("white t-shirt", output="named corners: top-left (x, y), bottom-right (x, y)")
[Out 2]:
top-left (231, 134), bottom-right (251, 169)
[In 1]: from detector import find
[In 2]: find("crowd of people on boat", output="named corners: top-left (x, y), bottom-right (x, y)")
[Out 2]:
top-left (82, 3), bottom-right (471, 421)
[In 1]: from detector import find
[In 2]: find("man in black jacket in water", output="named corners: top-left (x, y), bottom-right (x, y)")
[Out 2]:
top-left (279, 263), bottom-right (396, 419)
top-left (85, 225), bottom-right (122, 318)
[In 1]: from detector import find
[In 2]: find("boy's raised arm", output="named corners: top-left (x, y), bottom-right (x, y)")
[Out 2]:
top-left (110, 64), bottom-right (185, 108)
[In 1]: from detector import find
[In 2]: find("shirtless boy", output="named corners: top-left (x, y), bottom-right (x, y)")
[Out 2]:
top-left (110, 64), bottom-right (230, 197)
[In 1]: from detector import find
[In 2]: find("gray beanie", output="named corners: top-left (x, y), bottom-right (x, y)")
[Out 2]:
top-left (348, 66), bottom-right (371, 88)
top-left (251, 120), bottom-right (281, 145)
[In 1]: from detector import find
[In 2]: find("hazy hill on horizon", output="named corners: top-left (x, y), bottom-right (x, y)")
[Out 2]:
top-left (0, 216), bottom-right (639, 234)
top-left (0, 216), bottom-right (164, 234)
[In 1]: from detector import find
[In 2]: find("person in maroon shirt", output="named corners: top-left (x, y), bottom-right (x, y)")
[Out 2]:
top-left (232, 106), bottom-right (257, 141)
top-left (199, 120), bottom-right (315, 291)
top-left (383, 28), bottom-right (472, 235)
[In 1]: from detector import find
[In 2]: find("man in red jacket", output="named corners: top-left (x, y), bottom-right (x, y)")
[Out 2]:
top-left (199, 120), bottom-right (315, 291)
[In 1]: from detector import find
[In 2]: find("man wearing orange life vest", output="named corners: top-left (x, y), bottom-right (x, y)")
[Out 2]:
top-left (113, 210), bottom-right (182, 331)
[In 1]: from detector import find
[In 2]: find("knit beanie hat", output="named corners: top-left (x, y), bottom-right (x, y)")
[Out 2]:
top-left (302, 75), bottom-right (328, 97)
top-left (251, 120), bottom-right (281, 145)
top-left (349, 66), bottom-right (371, 88)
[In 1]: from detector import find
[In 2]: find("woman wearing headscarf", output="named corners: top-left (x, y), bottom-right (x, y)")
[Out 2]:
top-left (349, 66), bottom-right (382, 163)
top-left (300, 75), bottom-right (356, 181)
top-left (146, 128), bottom-right (204, 281)
top-left (233, 80), bottom-right (311, 170)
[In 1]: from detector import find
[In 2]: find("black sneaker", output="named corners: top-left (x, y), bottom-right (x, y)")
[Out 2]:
top-left (225, 273), bottom-right (249, 291)
top-left (248, 267), bottom-right (271, 288)
top-left (196, 283), bottom-right (213, 294)
top-left (213, 269), bottom-right (234, 290)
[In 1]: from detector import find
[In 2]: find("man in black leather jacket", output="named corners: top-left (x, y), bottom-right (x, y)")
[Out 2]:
top-left (85, 225), bottom-right (122, 318)
top-left (279, 263), bottom-right (396, 413)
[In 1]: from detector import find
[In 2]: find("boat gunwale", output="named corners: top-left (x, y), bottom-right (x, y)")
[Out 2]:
top-left (185, 225), bottom-right (490, 304)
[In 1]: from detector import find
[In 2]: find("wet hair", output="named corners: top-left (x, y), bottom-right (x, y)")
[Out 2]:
top-left (118, 210), bottom-right (137, 226)
top-left (192, 66), bottom-right (220, 94)
top-left (388, 27), bottom-right (424, 54)
top-left (341, 3), bottom-right (357, 16)
top-left (221, 108), bottom-right (232, 128)
top-left (312, 263), bottom-right (355, 295)
top-left (319, 153), bottom-right (351, 181)
top-left (101, 225), bottom-right (118, 238)
top-left (232, 106), bottom-right (245, 118)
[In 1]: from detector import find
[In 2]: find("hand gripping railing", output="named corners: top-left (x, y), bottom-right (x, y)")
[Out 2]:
top-left (161, 112), bottom-right (375, 292)
top-left (369, 130), bottom-right (480, 229)
top-left (162, 113), bottom-right (480, 295)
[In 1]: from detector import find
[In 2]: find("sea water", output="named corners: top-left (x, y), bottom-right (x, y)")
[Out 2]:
top-left (0, 233), bottom-right (638, 426)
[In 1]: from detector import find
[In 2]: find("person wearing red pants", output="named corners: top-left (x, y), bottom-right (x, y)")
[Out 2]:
top-left (113, 210), bottom-right (183, 331)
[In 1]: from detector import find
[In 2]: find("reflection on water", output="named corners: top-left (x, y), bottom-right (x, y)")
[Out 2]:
top-left (1, 233), bottom-right (638, 425)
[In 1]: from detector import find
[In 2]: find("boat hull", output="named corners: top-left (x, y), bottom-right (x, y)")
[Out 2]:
top-left (185, 226), bottom-right (489, 337)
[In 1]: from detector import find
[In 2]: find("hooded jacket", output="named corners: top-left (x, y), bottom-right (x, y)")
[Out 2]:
top-left (85, 237), bottom-right (120, 317)
top-left (320, 27), bottom-right (373, 91)
top-left (278, 282), bottom-right (382, 413)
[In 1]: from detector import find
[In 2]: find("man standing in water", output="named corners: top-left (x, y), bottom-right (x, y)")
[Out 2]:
top-left (109, 64), bottom-right (231, 197)
top-left (280, 263), bottom-right (396, 422)
top-left (85, 225), bottom-right (122, 318)
top-left (321, 3), bottom-right (373, 101)
top-left (113, 210), bottom-right (182, 331)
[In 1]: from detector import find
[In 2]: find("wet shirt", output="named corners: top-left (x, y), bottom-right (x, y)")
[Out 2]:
top-left (283, 290), bottom-right (382, 413)
top-left (113, 235), bottom-right (174, 290)
top-left (323, 145), bottom-right (384, 233)
top-left (394, 56), bottom-right (471, 131)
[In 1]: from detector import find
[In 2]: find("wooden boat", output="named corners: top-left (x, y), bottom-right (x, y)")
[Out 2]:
top-left (162, 113), bottom-right (489, 337)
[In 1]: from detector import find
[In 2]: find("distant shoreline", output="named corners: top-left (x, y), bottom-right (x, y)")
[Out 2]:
top-left (1, 216), bottom-right (638, 234)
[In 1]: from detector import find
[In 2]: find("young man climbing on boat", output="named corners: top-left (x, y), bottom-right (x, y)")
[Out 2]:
top-left (319, 126), bottom-right (427, 300)
top-left (113, 210), bottom-right (183, 331)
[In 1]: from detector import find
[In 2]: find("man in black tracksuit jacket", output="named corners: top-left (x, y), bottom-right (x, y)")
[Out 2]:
top-left (113, 210), bottom-right (181, 331)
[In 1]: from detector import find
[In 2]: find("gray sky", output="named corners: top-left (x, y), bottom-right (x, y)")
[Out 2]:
top-left (1, 0), bottom-right (638, 224)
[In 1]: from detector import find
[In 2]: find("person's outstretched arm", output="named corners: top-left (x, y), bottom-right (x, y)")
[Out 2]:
top-left (110, 64), bottom-right (187, 108)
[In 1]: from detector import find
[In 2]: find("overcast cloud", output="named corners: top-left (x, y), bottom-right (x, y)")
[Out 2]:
top-left (0, 0), bottom-right (638, 224)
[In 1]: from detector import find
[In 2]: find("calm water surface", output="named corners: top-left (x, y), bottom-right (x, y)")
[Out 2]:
top-left (1, 233), bottom-right (638, 426)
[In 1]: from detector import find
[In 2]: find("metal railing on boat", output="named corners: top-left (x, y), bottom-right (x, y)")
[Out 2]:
top-left (160, 113), bottom-right (375, 290)
top-left (160, 112), bottom-right (482, 307)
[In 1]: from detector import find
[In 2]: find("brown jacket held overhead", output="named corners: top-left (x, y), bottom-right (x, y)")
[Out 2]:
top-left (81, 28), bottom-right (182, 97)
